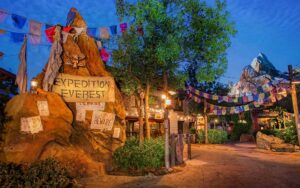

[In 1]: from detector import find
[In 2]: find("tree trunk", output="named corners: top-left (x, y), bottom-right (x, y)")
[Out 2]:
top-left (204, 99), bottom-right (209, 144)
top-left (163, 71), bottom-right (170, 169)
top-left (135, 95), bottom-right (144, 145)
top-left (144, 82), bottom-right (151, 139)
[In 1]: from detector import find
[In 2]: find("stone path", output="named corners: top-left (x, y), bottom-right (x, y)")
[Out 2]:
top-left (79, 143), bottom-right (300, 188)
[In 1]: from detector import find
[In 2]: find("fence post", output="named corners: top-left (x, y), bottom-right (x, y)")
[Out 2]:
top-left (170, 134), bottom-right (176, 167)
top-left (187, 133), bottom-right (192, 160)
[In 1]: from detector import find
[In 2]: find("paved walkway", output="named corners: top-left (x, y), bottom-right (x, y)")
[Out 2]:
top-left (79, 143), bottom-right (300, 188)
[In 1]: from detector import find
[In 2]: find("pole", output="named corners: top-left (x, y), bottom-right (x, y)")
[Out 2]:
top-left (170, 133), bottom-right (176, 167)
top-left (288, 65), bottom-right (300, 144)
top-left (204, 99), bottom-right (209, 144)
top-left (187, 133), bottom-right (192, 160)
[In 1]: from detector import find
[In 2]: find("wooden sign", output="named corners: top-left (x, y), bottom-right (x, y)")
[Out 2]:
top-left (113, 128), bottom-right (121, 138)
top-left (91, 111), bottom-right (115, 131)
top-left (52, 73), bottom-right (115, 102)
top-left (37, 100), bottom-right (49, 116)
top-left (21, 116), bottom-right (43, 134)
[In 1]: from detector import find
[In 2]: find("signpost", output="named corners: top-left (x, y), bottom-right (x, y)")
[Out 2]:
top-left (288, 65), bottom-right (300, 144)
top-left (52, 73), bottom-right (115, 102)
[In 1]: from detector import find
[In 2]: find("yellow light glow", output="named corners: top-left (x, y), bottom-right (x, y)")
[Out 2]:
top-left (165, 99), bottom-right (171, 106)
top-left (31, 80), bottom-right (38, 88)
top-left (168, 90), bottom-right (176, 95)
top-left (161, 94), bottom-right (167, 100)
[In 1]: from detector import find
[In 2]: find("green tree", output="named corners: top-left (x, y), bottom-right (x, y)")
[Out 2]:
top-left (114, 0), bottom-right (182, 140)
top-left (113, 0), bottom-right (236, 143)
top-left (183, 0), bottom-right (237, 83)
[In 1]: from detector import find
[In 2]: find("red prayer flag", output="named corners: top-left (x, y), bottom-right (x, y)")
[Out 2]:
top-left (100, 48), bottom-right (110, 62)
top-left (45, 26), bottom-right (72, 43)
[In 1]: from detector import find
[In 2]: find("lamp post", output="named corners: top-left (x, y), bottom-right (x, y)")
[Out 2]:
top-left (162, 94), bottom-right (171, 169)
top-left (30, 79), bottom-right (38, 94)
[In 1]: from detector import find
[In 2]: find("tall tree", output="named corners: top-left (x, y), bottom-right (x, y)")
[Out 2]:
top-left (113, 0), bottom-right (236, 143)
top-left (183, 0), bottom-right (236, 84)
top-left (114, 0), bottom-right (182, 140)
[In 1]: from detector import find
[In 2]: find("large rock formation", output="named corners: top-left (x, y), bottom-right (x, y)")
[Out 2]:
top-left (256, 131), bottom-right (284, 150)
top-left (256, 131), bottom-right (296, 152)
top-left (0, 8), bottom-right (126, 176)
top-left (1, 92), bottom-right (73, 164)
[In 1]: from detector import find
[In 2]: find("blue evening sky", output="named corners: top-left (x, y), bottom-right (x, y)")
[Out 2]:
top-left (0, 0), bottom-right (299, 84)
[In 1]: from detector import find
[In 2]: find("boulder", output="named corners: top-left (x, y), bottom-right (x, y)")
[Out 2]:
top-left (256, 131), bottom-right (284, 150)
top-left (240, 134), bottom-right (255, 143)
top-left (39, 142), bottom-right (105, 177)
top-left (1, 92), bottom-right (73, 164)
top-left (270, 143), bottom-right (296, 152)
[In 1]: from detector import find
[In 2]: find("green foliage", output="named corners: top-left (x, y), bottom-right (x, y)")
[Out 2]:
top-left (260, 121), bottom-right (298, 145)
top-left (197, 129), bottom-right (227, 144)
top-left (183, 0), bottom-right (237, 83)
top-left (113, 137), bottom-right (164, 171)
top-left (0, 159), bottom-right (73, 188)
top-left (189, 127), bottom-right (196, 134)
top-left (281, 121), bottom-right (298, 145)
top-left (0, 163), bottom-right (24, 187)
top-left (231, 122), bottom-right (252, 141)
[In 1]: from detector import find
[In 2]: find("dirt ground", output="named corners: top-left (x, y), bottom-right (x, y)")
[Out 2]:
top-left (79, 143), bottom-right (300, 188)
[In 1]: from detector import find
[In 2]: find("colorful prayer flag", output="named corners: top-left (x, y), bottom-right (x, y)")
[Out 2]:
top-left (45, 24), bottom-right (53, 29)
top-left (212, 95), bottom-right (218, 100)
top-left (137, 26), bottom-right (144, 35)
top-left (110, 25), bottom-right (117, 35)
top-left (100, 27), bottom-right (109, 39)
top-left (0, 10), bottom-right (8, 23)
top-left (11, 14), bottom-right (26, 29)
top-left (29, 20), bottom-right (41, 44)
top-left (100, 48), bottom-right (110, 62)
top-left (242, 96), bottom-right (248, 103)
top-left (43, 27), bottom-right (63, 91)
top-left (16, 36), bottom-right (27, 93)
top-left (29, 20), bottom-right (41, 36)
top-left (244, 105), bottom-right (249, 111)
top-left (0, 29), bottom-right (5, 35)
top-left (96, 40), bottom-right (102, 49)
top-left (66, 11), bottom-right (76, 26)
top-left (29, 34), bottom-right (41, 45)
top-left (87, 28), bottom-right (96, 37)
top-left (10, 32), bottom-right (26, 43)
top-left (120, 23), bottom-right (127, 32)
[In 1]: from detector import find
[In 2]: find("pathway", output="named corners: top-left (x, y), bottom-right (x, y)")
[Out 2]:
top-left (79, 143), bottom-right (300, 188)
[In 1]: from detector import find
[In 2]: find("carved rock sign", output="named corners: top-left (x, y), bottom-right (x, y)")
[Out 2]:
top-left (52, 73), bottom-right (115, 102)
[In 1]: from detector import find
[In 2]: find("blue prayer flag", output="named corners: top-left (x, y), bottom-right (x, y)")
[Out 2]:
top-left (66, 11), bottom-right (76, 26)
top-left (45, 24), bottom-right (53, 29)
top-left (87, 28), bottom-right (96, 37)
top-left (110, 25), bottom-right (117, 35)
top-left (11, 14), bottom-right (26, 29)
top-left (10, 32), bottom-right (25, 43)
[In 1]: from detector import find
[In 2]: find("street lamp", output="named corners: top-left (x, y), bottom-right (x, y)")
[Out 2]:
top-left (30, 79), bottom-right (38, 94)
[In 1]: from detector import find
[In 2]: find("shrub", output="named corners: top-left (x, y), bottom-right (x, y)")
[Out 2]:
top-left (0, 163), bottom-right (24, 187)
top-left (282, 121), bottom-right (298, 145)
top-left (260, 121), bottom-right (298, 146)
top-left (0, 158), bottom-right (73, 188)
top-left (231, 123), bottom-right (251, 141)
top-left (197, 129), bottom-right (227, 144)
top-left (113, 137), bottom-right (164, 171)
